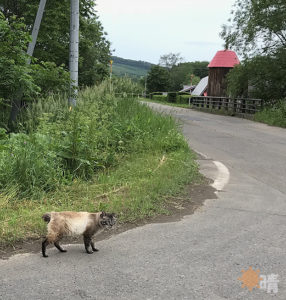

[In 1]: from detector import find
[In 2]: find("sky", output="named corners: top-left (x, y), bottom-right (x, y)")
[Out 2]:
top-left (95, 0), bottom-right (237, 64)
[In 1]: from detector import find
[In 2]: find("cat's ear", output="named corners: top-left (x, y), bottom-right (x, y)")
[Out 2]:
top-left (100, 211), bottom-right (106, 218)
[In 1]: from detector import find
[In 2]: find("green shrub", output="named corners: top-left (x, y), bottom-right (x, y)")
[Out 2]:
top-left (176, 94), bottom-right (191, 104)
top-left (167, 92), bottom-right (177, 103)
top-left (111, 77), bottom-right (143, 95)
top-left (149, 92), bottom-right (162, 99)
top-left (152, 95), bottom-right (167, 101)
top-left (254, 100), bottom-right (286, 128)
top-left (0, 78), bottom-right (189, 198)
top-left (30, 62), bottom-right (70, 97)
top-left (0, 133), bottom-right (64, 198)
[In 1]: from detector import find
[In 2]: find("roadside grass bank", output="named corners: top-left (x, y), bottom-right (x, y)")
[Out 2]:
top-left (0, 149), bottom-right (199, 245)
top-left (0, 81), bottom-right (201, 246)
top-left (254, 101), bottom-right (286, 128)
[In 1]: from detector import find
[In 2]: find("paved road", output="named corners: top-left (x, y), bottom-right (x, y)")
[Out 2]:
top-left (1, 103), bottom-right (285, 299)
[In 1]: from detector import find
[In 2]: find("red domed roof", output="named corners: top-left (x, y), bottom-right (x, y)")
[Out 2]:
top-left (208, 50), bottom-right (240, 68)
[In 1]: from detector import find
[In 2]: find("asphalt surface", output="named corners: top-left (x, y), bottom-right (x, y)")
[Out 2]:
top-left (1, 103), bottom-right (285, 300)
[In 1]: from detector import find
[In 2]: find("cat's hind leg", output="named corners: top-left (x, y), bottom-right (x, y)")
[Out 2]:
top-left (54, 240), bottom-right (67, 253)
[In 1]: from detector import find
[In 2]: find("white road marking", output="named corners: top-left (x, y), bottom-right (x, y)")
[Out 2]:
top-left (194, 149), bottom-right (208, 159)
top-left (211, 161), bottom-right (230, 191)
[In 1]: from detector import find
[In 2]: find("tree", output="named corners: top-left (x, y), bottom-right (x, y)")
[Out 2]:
top-left (79, 17), bottom-right (111, 86)
top-left (184, 74), bottom-right (200, 86)
top-left (0, 12), bottom-right (70, 129)
top-left (221, 0), bottom-right (286, 102)
top-left (0, 0), bottom-right (111, 129)
top-left (227, 49), bottom-right (286, 101)
top-left (0, 13), bottom-right (39, 129)
top-left (221, 0), bottom-right (286, 57)
top-left (226, 64), bottom-right (249, 98)
top-left (191, 61), bottom-right (209, 78)
top-left (169, 62), bottom-right (208, 90)
top-left (146, 65), bottom-right (171, 93)
top-left (159, 53), bottom-right (184, 70)
top-left (1, 0), bottom-right (111, 86)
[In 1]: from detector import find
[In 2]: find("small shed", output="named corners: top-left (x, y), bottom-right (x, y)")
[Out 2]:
top-left (208, 50), bottom-right (240, 97)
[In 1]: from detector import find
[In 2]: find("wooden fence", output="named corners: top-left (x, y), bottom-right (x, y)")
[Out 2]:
top-left (191, 96), bottom-right (263, 115)
top-left (108, 93), bottom-right (264, 116)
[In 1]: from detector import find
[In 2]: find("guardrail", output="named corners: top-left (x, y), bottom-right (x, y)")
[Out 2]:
top-left (191, 96), bottom-right (263, 115)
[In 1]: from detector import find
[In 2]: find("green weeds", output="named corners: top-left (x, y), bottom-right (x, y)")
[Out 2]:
top-left (254, 100), bottom-right (286, 128)
top-left (0, 80), bottom-right (200, 245)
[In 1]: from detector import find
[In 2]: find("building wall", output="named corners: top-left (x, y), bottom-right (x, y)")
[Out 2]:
top-left (208, 67), bottom-right (231, 97)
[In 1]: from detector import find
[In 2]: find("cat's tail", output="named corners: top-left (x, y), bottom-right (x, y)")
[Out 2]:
top-left (42, 213), bottom-right (51, 223)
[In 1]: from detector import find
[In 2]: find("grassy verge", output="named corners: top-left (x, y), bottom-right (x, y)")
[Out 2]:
top-left (0, 83), bottom-right (201, 246)
top-left (0, 149), bottom-right (199, 245)
top-left (254, 101), bottom-right (286, 128)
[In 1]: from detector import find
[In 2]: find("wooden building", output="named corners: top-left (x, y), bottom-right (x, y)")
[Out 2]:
top-left (208, 50), bottom-right (240, 97)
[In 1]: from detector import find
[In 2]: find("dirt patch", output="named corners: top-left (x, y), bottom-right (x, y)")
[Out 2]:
top-left (0, 179), bottom-right (216, 260)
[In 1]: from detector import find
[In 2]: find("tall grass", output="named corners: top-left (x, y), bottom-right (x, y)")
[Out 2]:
top-left (0, 79), bottom-right (201, 245)
top-left (254, 100), bottom-right (286, 128)
top-left (0, 80), bottom-right (189, 198)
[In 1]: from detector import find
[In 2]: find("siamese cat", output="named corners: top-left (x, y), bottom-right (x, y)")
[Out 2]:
top-left (42, 211), bottom-right (116, 257)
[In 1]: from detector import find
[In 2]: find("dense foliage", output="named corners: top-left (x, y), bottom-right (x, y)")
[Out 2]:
top-left (0, 1), bottom-right (111, 129)
top-left (221, 0), bottom-right (286, 57)
top-left (169, 62), bottom-right (208, 91)
top-left (0, 79), bottom-right (188, 198)
top-left (227, 49), bottom-right (286, 100)
top-left (1, 0), bottom-right (111, 87)
top-left (221, 0), bottom-right (286, 102)
top-left (147, 53), bottom-right (209, 92)
top-left (254, 100), bottom-right (286, 128)
top-left (0, 13), bottom-right (38, 104)
top-left (146, 65), bottom-right (171, 93)
top-left (0, 12), bottom-right (70, 129)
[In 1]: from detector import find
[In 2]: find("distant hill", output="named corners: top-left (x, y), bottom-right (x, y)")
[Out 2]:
top-left (111, 56), bottom-right (153, 79)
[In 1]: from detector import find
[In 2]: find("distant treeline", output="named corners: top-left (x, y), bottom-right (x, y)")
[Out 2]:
top-left (112, 56), bottom-right (153, 71)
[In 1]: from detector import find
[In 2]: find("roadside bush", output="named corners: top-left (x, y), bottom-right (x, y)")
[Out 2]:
top-left (110, 76), bottom-right (143, 95)
top-left (167, 92), bottom-right (177, 103)
top-left (254, 100), bottom-right (286, 128)
top-left (0, 78), bottom-right (189, 198)
top-left (176, 94), bottom-right (191, 104)
top-left (0, 133), bottom-right (64, 198)
top-left (30, 62), bottom-right (70, 97)
top-left (152, 95), bottom-right (167, 101)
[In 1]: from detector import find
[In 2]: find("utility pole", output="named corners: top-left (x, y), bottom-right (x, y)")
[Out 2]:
top-left (27, 0), bottom-right (47, 63)
top-left (69, 0), bottom-right (79, 107)
top-left (189, 74), bottom-right (194, 107)
top-left (109, 60), bottom-right (113, 93)
top-left (144, 76), bottom-right (147, 98)
top-left (9, 0), bottom-right (47, 128)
